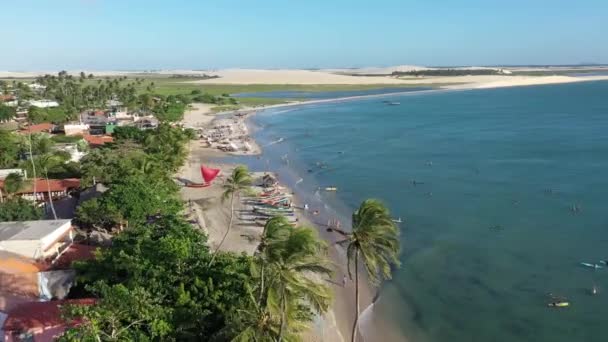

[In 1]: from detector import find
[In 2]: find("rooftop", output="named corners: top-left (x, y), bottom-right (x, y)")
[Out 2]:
top-left (83, 134), bottom-right (113, 146)
top-left (0, 178), bottom-right (80, 194)
top-left (3, 298), bottom-right (95, 332)
top-left (0, 220), bottom-right (71, 242)
top-left (19, 123), bottom-right (54, 133)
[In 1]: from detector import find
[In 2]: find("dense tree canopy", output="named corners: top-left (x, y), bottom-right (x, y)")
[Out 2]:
top-left (69, 215), bottom-right (255, 340)
top-left (0, 198), bottom-right (44, 222)
top-left (0, 104), bottom-right (16, 122)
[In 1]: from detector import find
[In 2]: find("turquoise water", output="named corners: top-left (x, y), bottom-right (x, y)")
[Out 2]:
top-left (227, 81), bottom-right (608, 342)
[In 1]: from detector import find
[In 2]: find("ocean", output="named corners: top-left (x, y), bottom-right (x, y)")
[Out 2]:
top-left (224, 81), bottom-right (608, 342)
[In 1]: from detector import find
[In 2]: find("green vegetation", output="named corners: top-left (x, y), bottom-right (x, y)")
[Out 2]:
top-left (63, 122), bottom-right (333, 340)
top-left (0, 104), bottom-right (16, 122)
top-left (0, 198), bottom-right (44, 221)
top-left (51, 134), bottom-right (84, 143)
top-left (27, 106), bottom-right (73, 124)
top-left (327, 199), bottom-right (401, 342)
top-left (0, 172), bottom-right (44, 221)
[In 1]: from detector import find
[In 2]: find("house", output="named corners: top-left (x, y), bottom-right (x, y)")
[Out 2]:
top-left (18, 123), bottom-right (55, 134)
top-left (79, 111), bottom-right (108, 134)
top-left (135, 116), bottom-right (159, 129)
top-left (63, 123), bottom-right (89, 136)
top-left (0, 244), bottom-right (96, 300)
top-left (27, 100), bottom-right (58, 108)
top-left (27, 83), bottom-right (46, 91)
top-left (0, 178), bottom-right (80, 202)
top-left (83, 134), bottom-right (113, 147)
top-left (0, 95), bottom-right (17, 107)
top-left (1, 298), bottom-right (94, 341)
top-left (0, 220), bottom-right (74, 260)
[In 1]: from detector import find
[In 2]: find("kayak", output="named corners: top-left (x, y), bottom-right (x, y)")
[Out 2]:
top-left (548, 302), bottom-right (570, 308)
top-left (580, 262), bottom-right (603, 269)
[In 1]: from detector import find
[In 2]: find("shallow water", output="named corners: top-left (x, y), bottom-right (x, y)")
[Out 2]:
top-left (233, 86), bottom-right (430, 100)
top-left (225, 81), bottom-right (608, 342)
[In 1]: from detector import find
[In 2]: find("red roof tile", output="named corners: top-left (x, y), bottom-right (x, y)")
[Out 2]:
top-left (3, 299), bottom-right (95, 331)
top-left (83, 134), bottom-right (113, 146)
top-left (0, 178), bottom-right (80, 194)
top-left (19, 123), bottom-right (54, 133)
top-left (0, 94), bottom-right (15, 101)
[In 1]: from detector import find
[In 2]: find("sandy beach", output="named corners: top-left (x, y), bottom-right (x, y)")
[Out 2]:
top-left (176, 102), bottom-right (400, 341)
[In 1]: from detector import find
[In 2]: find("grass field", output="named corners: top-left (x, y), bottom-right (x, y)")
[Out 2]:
top-left (1, 74), bottom-right (446, 107)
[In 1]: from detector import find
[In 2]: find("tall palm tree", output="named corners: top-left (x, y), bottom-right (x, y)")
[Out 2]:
top-left (261, 223), bottom-right (333, 341)
top-left (230, 284), bottom-right (281, 342)
top-left (208, 165), bottom-right (252, 266)
top-left (255, 217), bottom-right (291, 305)
top-left (26, 126), bottom-right (38, 203)
top-left (36, 154), bottom-right (62, 220)
top-left (327, 199), bottom-right (401, 342)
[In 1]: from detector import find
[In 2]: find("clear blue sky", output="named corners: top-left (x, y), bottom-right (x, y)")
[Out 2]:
top-left (2, 0), bottom-right (607, 70)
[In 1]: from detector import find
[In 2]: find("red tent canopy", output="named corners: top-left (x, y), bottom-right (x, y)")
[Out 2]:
top-left (201, 166), bottom-right (221, 184)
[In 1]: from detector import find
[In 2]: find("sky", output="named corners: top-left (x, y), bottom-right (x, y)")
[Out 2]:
top-left (2, 0), bottom-right (607, 70)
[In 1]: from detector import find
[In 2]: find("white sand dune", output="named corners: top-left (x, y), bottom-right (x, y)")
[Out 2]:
top-left (191, 69), bottom-right (408, 84)
top-left (3, 67), bottom-right (608, 89)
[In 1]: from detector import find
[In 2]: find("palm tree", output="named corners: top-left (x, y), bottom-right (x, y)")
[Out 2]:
top-left (230, 284), bottom-right (281, 342)
top-left (1, 172), bottom-right (25, 201)
top-left (26, 127), bottom-right (38, 203)
top-left (327, 199), bottom-right (401, 342)
top-left (208, 165), bottom-right (252, 266)
top-left (255, 217), bottom-right (291, 305)
top-left (260, 223), bottom-right (333, 341)
top-left (36, 154), bottom-right (62, 220)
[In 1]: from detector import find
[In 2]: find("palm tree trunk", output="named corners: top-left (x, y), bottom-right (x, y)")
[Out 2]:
top-left (351, 252), bottom-right (360, 342)
top-left (44, 169), bottom-right (57, 220)
top-left (208, 192), bottom-right (236, 266)
top-left (27, 130), bottom-right (37, 202)
top-left (278, 290), bottom-right (287, 342)
top-left (258, 262), bottom-right (265, 306)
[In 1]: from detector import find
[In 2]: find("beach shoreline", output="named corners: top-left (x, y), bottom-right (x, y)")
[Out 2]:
top-left (177, 76), bottom-right (608, 341)
top-left (178, 101), bottom-right (403, 341)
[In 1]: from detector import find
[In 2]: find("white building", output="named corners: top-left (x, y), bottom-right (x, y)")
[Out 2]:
top-left (28, 100), bottom-right (59, 108)
top-left (54, 143), bottom-right (86, 162)
top-left (27, 83), bottom-right (46, 90)
top-left (0, 220), bottom-right (74, 260)
top-left (63, 123), bottom-right (89, 136)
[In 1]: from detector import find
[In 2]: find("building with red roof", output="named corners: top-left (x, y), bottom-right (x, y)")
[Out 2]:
top-left (83, 134), bottom-right (113, 147)
top-left (18, 123), bottom-right (55, 134)
top-left (2, 298), bottom-right (95, 341)
top-left (0, 178), bottom-right (80, 203)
